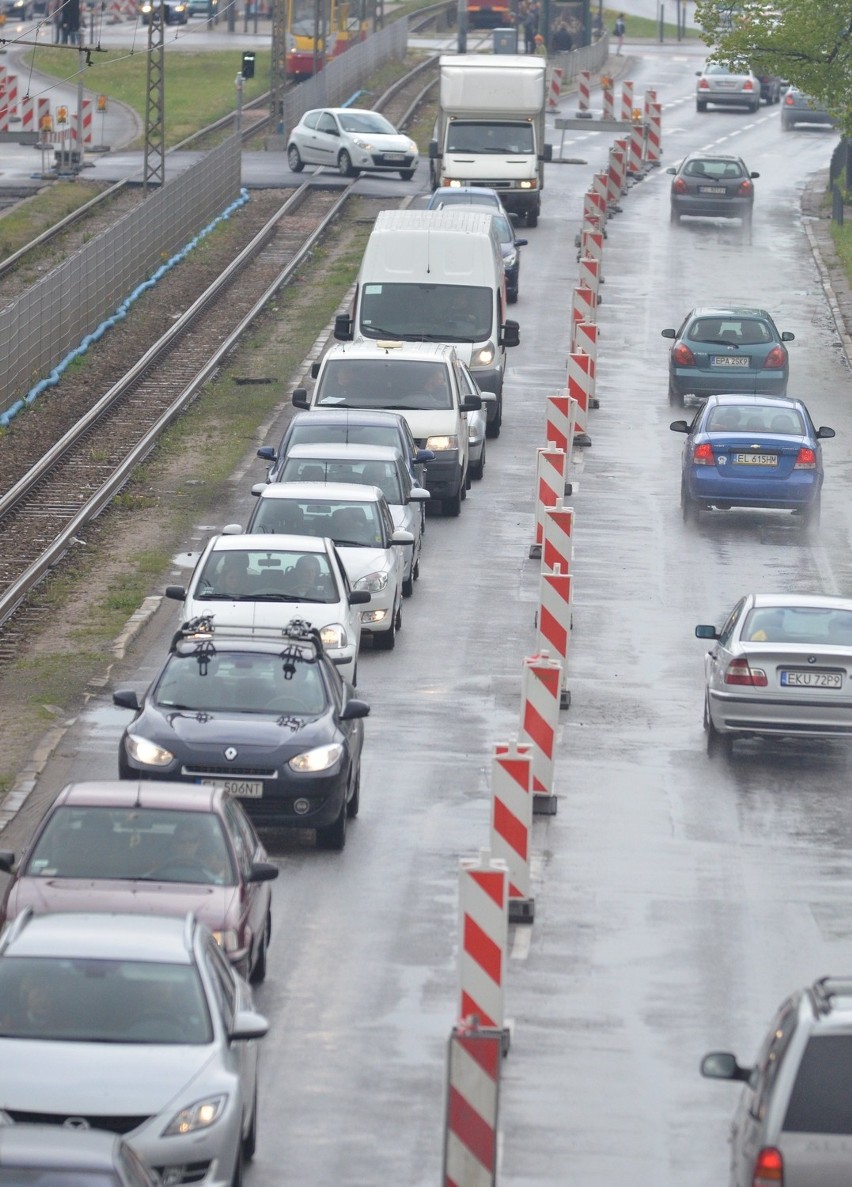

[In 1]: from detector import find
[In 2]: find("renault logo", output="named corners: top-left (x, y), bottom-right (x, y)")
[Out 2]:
top-left (808, 656), bottom-right (817, 664)
top-left (63, 1118), bottom-right (90, 1130)
top-left (224, 746), bottom-right (238, 761)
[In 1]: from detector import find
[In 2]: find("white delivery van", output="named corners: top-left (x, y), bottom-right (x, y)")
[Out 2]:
top-left (333, 209), bottom-right (519, 434)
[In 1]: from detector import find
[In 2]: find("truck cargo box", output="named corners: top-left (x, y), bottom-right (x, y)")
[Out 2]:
top-left (438, 54), bottom-right (546, 116)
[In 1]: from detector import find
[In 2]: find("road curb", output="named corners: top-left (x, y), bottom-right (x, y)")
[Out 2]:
top-left (802, 174), bottom-right (852, 371)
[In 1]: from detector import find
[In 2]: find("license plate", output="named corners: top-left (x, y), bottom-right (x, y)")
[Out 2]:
top-left (699, 186), bottom-right (726, 193)
top-left (734, 453), bottom-right (778, 466)
top-left (712, 356), bottom-right (750, 366)
top-left (384, 153), bottom-right (405, 161)
top-left (780, 670), bottom-right (843, 688)
top-left (201, 779), bottom-right (263, 797)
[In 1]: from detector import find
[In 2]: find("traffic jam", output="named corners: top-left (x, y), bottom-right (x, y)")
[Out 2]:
top-left (2, 26), bottom-right (852, 1187)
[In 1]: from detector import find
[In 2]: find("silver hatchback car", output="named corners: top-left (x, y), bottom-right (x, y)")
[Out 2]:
top-left (702, 975), bottom-right (852, 1187)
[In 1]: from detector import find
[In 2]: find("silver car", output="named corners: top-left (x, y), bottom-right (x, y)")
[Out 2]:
top-left (696, 593), bottom-right (852, 755)
top-left (286, 107), bottom-right (419, 180)
top-left (0, 911), bottom-right (267, 1187)
top-left (0, 1124), bottom-right (162, 1187)
top-left (702, 975), bottom-right (852, 1187)
top-left (696, 62), bottom-right (762, 112)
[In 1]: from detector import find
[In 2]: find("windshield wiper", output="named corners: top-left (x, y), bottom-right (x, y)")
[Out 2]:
top-left (700, 339), bottom-right (741, 349)
top-left (334, 538), bottom-right (370, 547)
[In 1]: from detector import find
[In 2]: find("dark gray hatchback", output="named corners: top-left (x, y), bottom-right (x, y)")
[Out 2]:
top-left (668, 153), bottom-right (758, 225)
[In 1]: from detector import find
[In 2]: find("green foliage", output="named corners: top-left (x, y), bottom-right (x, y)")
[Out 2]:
top-left (694, 0), bottom-right (852, 132)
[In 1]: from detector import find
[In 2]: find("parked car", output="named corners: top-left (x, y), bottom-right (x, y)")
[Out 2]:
top-left (662, 306), bottom-right (794, 404)
top-left (696, 62), bottom-right (762, 112)
top-left (114, 619), bottom-right (369, 847)
top-left (164, 532), bottom-right (369, 681)
top-left (781, 87), bottom-right (837, 130)
top-left (702, 974), bottom-right (852, 1185)
top-left (452, 203), bottom-right (528, 303)
top-left (667, 153), bottom-right (758, 225)
top-left (0, 781), bottom-right (278, 982)
top-left (268, 442), bottom-right (427, 623)
top-left (241, 481), bottom-right (417, 617)
top-left (0, 1124), bottom-right (162, 1187)
top-left (695, 593), bottom-right (852, 753)
top-left (286, 107), bottom-right (419, 179)
top-left (671, 394), bottom-right (833, 529)
top-left (0, 911), bottom-right (267, 1186)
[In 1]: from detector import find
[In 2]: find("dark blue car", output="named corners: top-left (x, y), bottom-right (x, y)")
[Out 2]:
top-left (670, 394), bottom-right (835, 530)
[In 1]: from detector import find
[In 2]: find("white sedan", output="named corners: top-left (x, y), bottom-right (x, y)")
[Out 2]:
top-left (286, 107), bottom-right (419, 180)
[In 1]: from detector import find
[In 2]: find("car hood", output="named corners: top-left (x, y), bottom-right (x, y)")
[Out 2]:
top-left (352, 132), bottom-right (414, 153)
top-left (401, 410), bottom-right (460, 438)
top-left (5, 877), bottom-right (238, 933)
top-left (0, 1040), bottom-right (218, 1114)
top-left (137, 706), bottom-right (333, 758)
top-left (334, 545), bottom-right (393, 583)
top-left (184, 597), bottom-right (341, 635)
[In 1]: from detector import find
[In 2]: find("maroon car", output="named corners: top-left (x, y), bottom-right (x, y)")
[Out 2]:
top-left (0, 781), bottom-right (278, 982)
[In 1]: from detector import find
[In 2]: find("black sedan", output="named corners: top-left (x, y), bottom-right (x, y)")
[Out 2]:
top-left (667, 153), bottom-right (758, 226)
top-left (113, 620), bottom-right (370, 850)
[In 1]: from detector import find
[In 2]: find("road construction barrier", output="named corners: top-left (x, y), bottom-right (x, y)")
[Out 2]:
top-left (578, 256), bottom-right (601, 306)
top-left (530, 446), bottom-right (567, 559)
top-left (581, 227), bottom-right (604, 267)
top-left (601, 74), bottom-right (614, 120)
top-left (627, 117), bottom-right (644, 177)
top-left (519, 652), bottom-right (563, 813)
top-left (574, 320), bottom-right (598, 384)
top-left (21, 96), bottom-right (49, 136)
top-left (537, 563), bottom-right (572, 708)
top-left (615, 136), bottom-right (630, 189)
top-left (646, 101), bottom-right (662, 166)
top-left (566, 350), bottom-right (593, 446)
top-left (577, 69), bottom-right (591, 116)
top-left (442, 1016), bottom-right (501, 1187)
top-left (643, 87), bottom-right (657, 119)
top-left (592, 171), bottom-right (609, 219)
top-left (0, 70), bottom-right (18, 121)
top-left (458, 850), bottom-right (509, 1037)
top-left (620, 79), bottom-right (634, 123)
top-left (547, 65), bottom-right (563, 109)
top-left (491, 742), bottom-right (535, 922)
top-left (584, 186), bottom-right (607, 227)
top-left (544, 393), bottom-right (576, 458)
top-left (607, 147), bottom-right (624, 211)
top-left (570, 285), bottom-right (596, 351)
top-left (71, 98), bottom-right (93, 146)
top-left (542, 499), bottom-right (574, 580)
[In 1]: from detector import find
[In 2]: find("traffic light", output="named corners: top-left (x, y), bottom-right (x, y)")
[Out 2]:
top-left (241, 51), bottom-right (255, 79)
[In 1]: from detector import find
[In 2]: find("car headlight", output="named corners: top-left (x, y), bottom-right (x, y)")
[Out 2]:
top-left (425, 435), bottom-right (458, 451)
top-left (354, 571), bottom-right (389, 593)
top-left (352, 137), bottom-right (371, 149)
top-left (320, 623), bottom-right (347, 649)
top-left (519, 179), bottom-right (538, 189)
top-left (289, 743), bottom-right (344, 773)
top-left (126, 734), bottom-right (174, 767)
top-left (471, 345), bottom-right (495, 367)
top-left (407, 139), bottom-right (417, 153)
top-left (504, 251), bottom-right (517, 269)
top-left (212, 929), bottom-right (240, 952)
top-left (163, 1096), bottom-right (227, 1137)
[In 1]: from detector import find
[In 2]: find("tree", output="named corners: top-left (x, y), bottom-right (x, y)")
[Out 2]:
top-left (694, 0), bottom-right (852, 133)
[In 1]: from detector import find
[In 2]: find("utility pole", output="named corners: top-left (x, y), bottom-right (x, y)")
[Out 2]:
top-left (143, 0), bottom-right (165, 192)
top-left (270, 0), bottom-right (287, 134)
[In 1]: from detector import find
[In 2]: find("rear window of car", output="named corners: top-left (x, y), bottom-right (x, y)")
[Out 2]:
top-left (316, 359), bottom-right (454, 411)
top-left (683, 159), bottom-right (744, 179)
top-left (784, 1034), bottom-right (852, 1133)
top-left (689, 318), bottom-right (773, 345)
top-left (706, 406), bottom-right (803, 434)
top-left (741, 607), bottom-right (852, 646)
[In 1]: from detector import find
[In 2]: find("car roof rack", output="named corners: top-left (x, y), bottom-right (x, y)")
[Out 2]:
top-left (810, 976), bottom-right (852, 1014)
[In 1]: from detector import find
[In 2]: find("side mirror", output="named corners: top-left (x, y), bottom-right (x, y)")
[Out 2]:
top-left (165, 585), bottom-right (186, 601)
top-left (695, 624), bottom-right (720, 640)
top-left (292, 388), bottom-right (309, 409)
top-left (334, 313), bottom-right (354, 342)
top-left (349, 589), bottom-right (371, 605)
top-left (781, 331), bottom-right (795, 341)
top-left (542, 143), bottom-right (553, 162)
top-left (700, 1052), bottom-right (751, 1082)
top-left (461, 394), bottom-right (482, 412)
top-left (750, 171), bottom-right (760, 178)
top-left (0, 850), bottom-right (15, 874)
top-left (428, 139), bottom-right (439, 159)
top-left (229, 1008), bottom-right (269, 1042)
top-left (222, 523), bottom-right (243, 535)
top-left (669, 420), bottom-right (689, 433)
top-left (414, 448), bottom-right (435, 463)
top-left (661, 328), bottom-right (677, 339)
top-left (501, 319), bottom-right (520, 348)
top-left (391, 529), bottom-right (415, 544)
top-left (257, 445), bottom-right (276, 462)
top-left (340, 697), bottom-right (371, 721)
top-left (514, 237), bottom-right (528, 247)
top-left (665, 166), bottom-right (676, 174)
top-left (247, 861), bottom-right (279, 884)
top-left (113, 689), bottom-right (141, 711)
top-left (405, 490), bottom-right (429, 504)
top-left (310, 361), bottom-right (321, 379)
top-left (817, 426), bottom-right (836, 439)
top-left (250, 483), bottom-right (267, 497)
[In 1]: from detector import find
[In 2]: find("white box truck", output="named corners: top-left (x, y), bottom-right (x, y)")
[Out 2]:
top-left (428, 54), bottom-right (552, 227)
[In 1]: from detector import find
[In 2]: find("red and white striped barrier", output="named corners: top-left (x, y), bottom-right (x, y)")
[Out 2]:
top-left (578, 256), bottom-right (601, 306)
top-left (71, 98), bottom-right (94, 146)
top-left (0, 86), bottom-right (9, 135)
top-left (601, 75), bottom-right (615, 121)
top-left (643, 87), bottom-right (657, 119)
top-left (570, 285), bottom-right (596, 350)
top-left (592, 171), bottom-right (609, 221)
top-left (607, 147), bottom-right (624, 211)
top-left (584, 186), bottom-right (607, 226)
top-left (3, 71), bottom-right (18, 121)
top-left (628, 118), bottom-right (645, 177)
top-left (581, 227), bottom-right (604, 267)
top-left (577, 69), bottom-right (591, 116)
top-left (544, 393), bottom-right (576, 458)
top-left (574, 320), bottom-right (598, 385)
top-left (615, 136), bottom-right (630, 190)
top-left (491, 742), bottom-right (535, 922)
top-left (547, 65), bottom-right (563, 109)
top-left (646, 101), bottom-right (662, 166)
top-left (519, 652), bottom-right (562, 813)
top-left (20, 96), bottom-right (50, 136)
top-left (458, 850), bottom-right (509, 1036)
top-left (620, 80), bottom-right (634, 123)
top-left (537, 562), bottom-right (573, 708)
top-left (566, 350), bottom-right (593, 446)
top-left (442, 1017), bottom-right (501, 1187)
top-left (530, 445), bottom-right (567, 559)
top-left (542, 499), bottom-right (574, 581)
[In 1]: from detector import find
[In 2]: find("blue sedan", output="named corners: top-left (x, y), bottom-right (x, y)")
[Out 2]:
top-left (670, 394), bottom-right (835, 530)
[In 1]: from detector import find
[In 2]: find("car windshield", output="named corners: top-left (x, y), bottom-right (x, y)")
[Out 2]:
top-left (783, 1034), bottom-right (852, 1133)
top-left (358, 284), bottom-right (493, 343)
top-left (315, 359), bottom-right (453, 411)
top-left (337, 111), bottom-right (396, 135)
top-left (195, 548), bottom-right (339, 604)
top-left (706, 406), bottom-right (803, 434)
top-left (288, 422), bottom-right (407, 456)
top-left (279, 456), bottom-right (404, 504)
top-left (688, 317), bottom-right (773, 345)
top-left (0, 956), bottom-right (212, 1044)
top-left (429, 190), bottom-right (500, 208)
top-left (24, 806), bottom-right (237, 885)
top-left (155, 650), bottom-right (328, 715)
top-left (445, 122), bottom-right (534, 154)
top-left (250, 496), bottom-right (385, 547)
top-left (741, 607), bottom-right (852, 645)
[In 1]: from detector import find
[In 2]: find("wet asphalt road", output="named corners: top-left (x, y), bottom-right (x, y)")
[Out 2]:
top-left (3, 43), bottom-right (851, 1187)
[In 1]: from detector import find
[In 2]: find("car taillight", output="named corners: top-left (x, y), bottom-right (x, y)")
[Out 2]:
top-left (753, 1146), bottom-right (783, 1185)
top-left (743, 79), bottom-right (754, 90)
top-left (672, 178), bottom-right (688, 194)
top-left (693, 442), bottom-right (715, 465)
top-left (763, 345), bottom-right (787, 369)
top-left (698, 78), bottom-right (710, 89)
top-left (725, 657), bottom-right (768, 687)
top-left (794, 447), bottom-right (816, 469)
top-left (737, 179), bottom-right (753, 196)
top-left (672, 342), bottom-right (696, 366)
top-left (784, 92), bottom-right (794, 105)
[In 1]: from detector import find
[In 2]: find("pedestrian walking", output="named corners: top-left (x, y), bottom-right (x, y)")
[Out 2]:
top-left (613, 12), bottom-right (625, 54)
top-left (523, 7), bottom-right (536, 52)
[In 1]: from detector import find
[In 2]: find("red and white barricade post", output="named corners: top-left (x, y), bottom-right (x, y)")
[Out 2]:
top-left (601, 74), bottom-right (615, 120)
top-left (581, 227), bottom-right (604, 268)
top-left (544, 393), bottom-right (576, 460)
top-left (646, 101), bottom-right (662, 166)
top-left (442, 1015), bottom-right (501, 1187)
top-left (547, 65), bottom-right (563, 109)
top-left (520, 652), bottom-right (562, 814)
top-left (576, 69), bottom-right (591, 117)
top-left (615, 136), bottom-right (630, 192)
top-left (537, 562), bottom-right (572, 707)
top-left (20, 96), bottom-right (49, 137)
top-left (542, 499), bottom-right (574, 584)
top-left (643, 87), bottom-right (657, 119)
top-left (592, 170), bottom-right (609, 218)
top-left (0, 86), bottom-right (8, 135)
top-left (620, 79), bottom-right (634, 123)
top-left (578, 256), bottom-right (601, 306)
top-left (71, 98), bottom-right (94, 147)
top-left (491, 742), bottom-right (535, 923)
top-left (607, 146), bottom-right (624, 213)
top-left (566, 350), bottom-right (593, 447)
top-left (530, 446), bottom-right (567, 559)
top-left (0, 69), bottom-right (19, 122)
top-left (457, 850), bottom-right (510, 1046)
top-left (583, 186), bottom-right (607, 228)
top-left (627, 115), bottom-right (645, 178)
top-left (574, 320), bottom-right (598, 388)
top-left (570, 284), bottom-right (596, 350)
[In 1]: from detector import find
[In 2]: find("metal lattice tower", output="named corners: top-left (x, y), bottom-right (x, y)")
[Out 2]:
top-left (143, 6), bottom-right (165, 192)
top-left (271, 0), bottom-right (287, 135)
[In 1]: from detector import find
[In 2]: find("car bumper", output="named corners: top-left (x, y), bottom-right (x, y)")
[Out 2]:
top-left (687, 468), bottom-right (820, 510)
top-left (783, 110), bottom-right (834, 126)
top-left (354, 152), bottom-right (417, 172)
top-left (707, 687), bottom-right (852, 738)
top-left (420, 449), bottom-right (463, 498)
top-left (697, 91), bottom-right (757, 107)
top-left (671, 195), bottom-right (753, 219)
top-left (670, 368), bottom-right (787, 398)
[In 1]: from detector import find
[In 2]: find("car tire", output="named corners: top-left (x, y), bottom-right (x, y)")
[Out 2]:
top-left (526, 207), bottom-right (539, 227)
top-left (668, 378), bottom-right (684, 407)
top-left (750, 100), bottom-right (760, 112)
top-left (781, 118), bottom-right (792, 131)
top-left (443, 489), bottom-right (462, 516)
top-left (338, 150), bottom-right (356, 177)
top-left (508, 288), bottom-right (518, 304)
top-left (373, 602), bottom-right (398, 649)
top-left (316, 799), bottom-right (347, 850)
top-left (346, 765), bottom-right (360, 818)
top-left (242, 1089), bottom-right (258, 1159)
top-left (471, 441), bottom-right (486, 480)
top-left (485, 400), bottom-right (502, 438)
top-left (696, 100), bottom-right (707, 112)
top-left (402, 571), bottom-right (414, 597)
top-left (801, 496), bottom-right (821, 535)
top-left (249, 915), bottom-right (269, 985)
top-left (705, 696), bottom-right (733, 758)
top-left (681, 480), bottom-right (698, 524)
top-left (287, 144), bottom-right (304, 172)
top-left (231, 1144), bottom-right (243, 1187)
top-left (670, 207), bottom-right (680, 224)
top-left (399, 168), bottom-right (415, 180)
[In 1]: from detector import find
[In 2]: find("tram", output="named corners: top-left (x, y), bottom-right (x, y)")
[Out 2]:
top-left (285, 0), bottom-right (367, 80)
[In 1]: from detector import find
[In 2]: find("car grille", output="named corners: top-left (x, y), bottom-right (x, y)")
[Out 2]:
top-left (154, 1162), bottom-right (211, 1184)
top-left (4, 1109), bottom-right (152, 1134)
top-left (182, 764), bottom-right (277, 777)
top-left (371, 153), bottom-right (414, 167)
